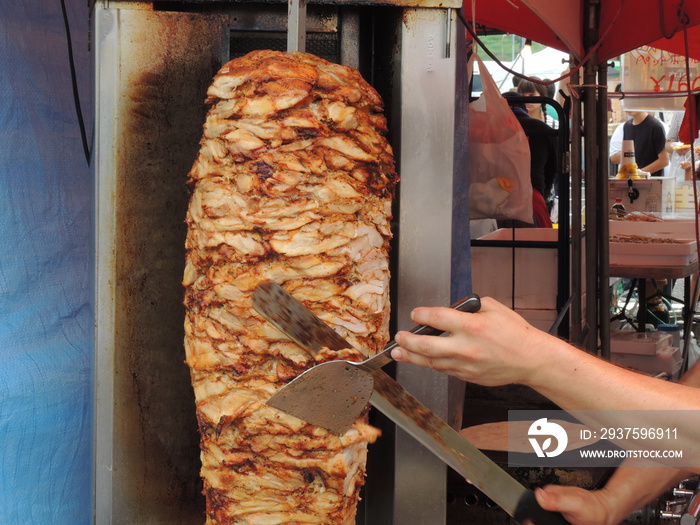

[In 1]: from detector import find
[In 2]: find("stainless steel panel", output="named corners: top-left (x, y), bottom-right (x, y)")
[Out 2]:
top-left (339, 9), bottom-right (361, 70)
top-left (95, 9), bottom-right (119, 523)
top-left (391, 8), bottom-right (462, 525)
top-left (94, 5), bottom-right (228, 523)
top-left (227, 4), bottom-right (359, 69)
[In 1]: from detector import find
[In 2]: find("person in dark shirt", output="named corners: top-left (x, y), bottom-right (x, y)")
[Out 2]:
top-left (610, 110), bottom-right (669, 177)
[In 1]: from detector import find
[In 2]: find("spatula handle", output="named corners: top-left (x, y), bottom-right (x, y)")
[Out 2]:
top-left (362, 293), bottom-right (481, 371)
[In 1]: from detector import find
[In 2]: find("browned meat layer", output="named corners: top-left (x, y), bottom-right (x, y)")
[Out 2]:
top-left (185, 50), bottom-right (397, 524)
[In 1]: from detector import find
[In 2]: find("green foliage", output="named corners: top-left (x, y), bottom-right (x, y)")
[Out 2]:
top-left (477, 34), bottom-right (546, 61)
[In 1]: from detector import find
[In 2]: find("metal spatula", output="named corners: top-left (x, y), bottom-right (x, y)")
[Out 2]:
top-left (253, 281), bottom-right (481, 433)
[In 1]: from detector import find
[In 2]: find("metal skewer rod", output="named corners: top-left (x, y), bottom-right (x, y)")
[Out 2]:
top-left (287, 0), bottom-right (307, 53)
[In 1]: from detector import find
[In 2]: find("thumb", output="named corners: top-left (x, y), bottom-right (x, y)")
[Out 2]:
top-left (534, 485), bottom-right (602, 525)
top-left (534, 486), bottom-right (558, 508)
top-left (534, 485), bottom-right (579, 511)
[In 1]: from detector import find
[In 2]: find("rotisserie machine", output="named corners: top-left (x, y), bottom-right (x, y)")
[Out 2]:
top-left (94, 0), bottom-right (474, 523)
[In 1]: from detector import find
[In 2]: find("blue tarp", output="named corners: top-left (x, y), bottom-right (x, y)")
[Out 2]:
top-left (0, 2), bottom-right (93, 523)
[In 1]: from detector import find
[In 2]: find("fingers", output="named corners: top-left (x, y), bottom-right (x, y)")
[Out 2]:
top-left (393, 306), bottom-right (468, 357)
top-left (533, 486), bottom-right (558, 511)
top-left (391, 330), bottom-right (449, 369)
top-left (534, 485), bottom-right (583, 511)
top-left (390, 346), bottom-right (467, 380)
top-left (390, 345), bottom-right (432, 369)
top-left (409, 305), bottom-right (471, 333)
top-left (391, 308), bottom-right (478, 377)
top-left (390, 297), bottom-right (520, 382)
top-left (523, 485), bottom-right (596, 525)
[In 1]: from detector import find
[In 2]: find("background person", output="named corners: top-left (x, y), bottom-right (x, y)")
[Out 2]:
top-left (516, 77), bottom-right (559, 129)
top-left (501, 92), bottom-right (558, 227)
top-left (681, 158), bottom-right (700, 180)
top-left (609, 110), bottom-right (669, 177)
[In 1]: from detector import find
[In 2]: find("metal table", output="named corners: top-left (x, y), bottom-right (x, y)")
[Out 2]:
top-left (609, 259), bottom-right (699, 373)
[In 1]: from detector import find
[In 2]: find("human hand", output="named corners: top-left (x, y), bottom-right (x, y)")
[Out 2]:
top-left (674, 144), bottom-right (692, 156)
top-left (391, 296), bottom-right (550, 387)
top-left (528, 485), bottom-right (619, 525)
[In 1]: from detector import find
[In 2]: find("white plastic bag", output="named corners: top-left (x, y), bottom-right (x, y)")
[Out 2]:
top-left (468, 53), bottom-right (533, 223)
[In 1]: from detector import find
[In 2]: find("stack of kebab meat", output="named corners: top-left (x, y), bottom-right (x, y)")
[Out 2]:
top-left (183, 50), bottom-right (398, 524)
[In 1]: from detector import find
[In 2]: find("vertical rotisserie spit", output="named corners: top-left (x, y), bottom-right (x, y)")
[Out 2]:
top-left (183, 50), bottom-right (398, 524)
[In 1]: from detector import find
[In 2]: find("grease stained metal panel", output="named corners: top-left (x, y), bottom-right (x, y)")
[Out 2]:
top-left (96, 7), bottom-right (228, 524)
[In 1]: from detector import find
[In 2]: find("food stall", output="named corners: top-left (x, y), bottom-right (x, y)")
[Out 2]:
top-left (3, 0), bottom-right (700, 524)
top-left (96, 0), bottom-right (693, 518)
top-left (93, 1), bottom-right (477, 523)
top-left (92, 0), bottom-right (604, 521)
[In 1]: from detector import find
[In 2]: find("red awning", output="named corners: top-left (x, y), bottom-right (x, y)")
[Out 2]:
top-left (648, 25), bottom-right (700, 61)
top-left (467, 0), bottom-right (700, 62)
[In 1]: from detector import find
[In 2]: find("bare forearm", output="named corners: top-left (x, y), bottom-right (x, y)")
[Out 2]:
top-left (527, 333), bottom-right (700, 413)
top-left (602, 364), bottom-right (700, 520)
top-left (528, 335), bottom-right (700, 472)
top-left (536, 364), bottom-right (700, 524)
top-left (640, 152), bottom-right (669, 174)
top-left (393, 299), bottom-right (700, 468)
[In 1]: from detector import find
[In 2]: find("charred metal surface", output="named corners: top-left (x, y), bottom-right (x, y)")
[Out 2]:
top-left (105, 9), bottom-right (227, 524)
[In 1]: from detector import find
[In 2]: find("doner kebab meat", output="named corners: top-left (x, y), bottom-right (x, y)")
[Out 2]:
top-left (183, 50), bottom-right (398, 524)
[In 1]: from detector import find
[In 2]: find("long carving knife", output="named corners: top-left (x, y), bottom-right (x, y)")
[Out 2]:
top-left (252, 282), bottom-right (568, 525)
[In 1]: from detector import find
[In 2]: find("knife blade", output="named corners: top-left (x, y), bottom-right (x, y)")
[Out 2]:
top-left (370, 371), bottom-right (566, 524)
top-left (252, 282), bottom-right (569, 524)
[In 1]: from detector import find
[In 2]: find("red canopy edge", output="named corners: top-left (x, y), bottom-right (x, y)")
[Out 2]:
top-left (468, 0), bottom-right (700, 63)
